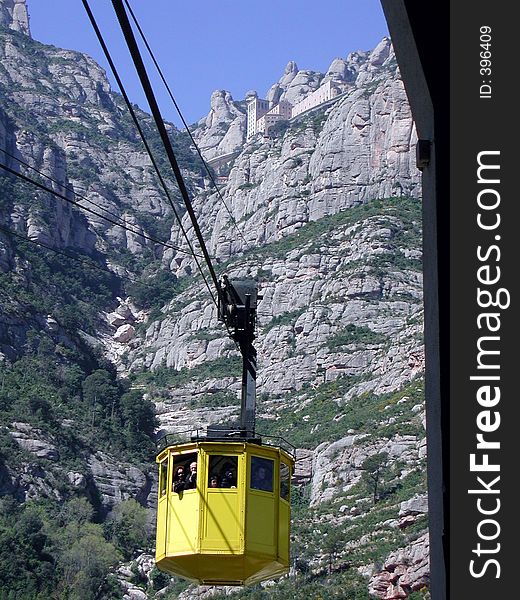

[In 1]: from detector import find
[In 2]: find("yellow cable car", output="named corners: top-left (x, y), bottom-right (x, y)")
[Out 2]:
top-left (154, 279), bottom-right (295, 586)
top-left (155, 432), bottom-right (295, 586)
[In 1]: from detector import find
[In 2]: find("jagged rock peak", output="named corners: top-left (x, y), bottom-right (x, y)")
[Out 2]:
top-left (0, 0), bottom-right (30, 37)
top-left (206, 89), bottom-right (238, 124)
top-left (284, 60), bottom-right (298, 75)
top-left (369, 36), bottom-right (392, 66)
top-left (326, 57), bottom-right (349, 79)
top-left (192, 89), bottom-right (246, 160)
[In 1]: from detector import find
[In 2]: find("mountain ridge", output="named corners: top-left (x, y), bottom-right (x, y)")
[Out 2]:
top-left (0, 2), bottom-right (429, 598)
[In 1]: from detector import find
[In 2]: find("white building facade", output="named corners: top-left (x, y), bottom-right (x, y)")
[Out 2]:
top-left (246, 97), bottom-right (270, 140)
top-left (246, 80), bottom-right (342, 140)
top-left (291, 80), bottom-right (341, 118)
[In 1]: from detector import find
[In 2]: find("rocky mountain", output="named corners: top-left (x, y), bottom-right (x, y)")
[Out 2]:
top-left (0, 2), bottom-right (428, 599)
top-left (191, 90), bottom-right (246, 162)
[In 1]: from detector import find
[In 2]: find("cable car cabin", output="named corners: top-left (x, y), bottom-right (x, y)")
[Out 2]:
top-left (155, 438), bottom-right (295, 586)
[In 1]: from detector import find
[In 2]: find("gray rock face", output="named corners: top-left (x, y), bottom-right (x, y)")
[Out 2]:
top-left (117, 553), bottom-right (155, 600)
top-left (192, 90), bottom-right (246, 161)
top-left (10, 422), bottom-right (59, 461)
top-left (87, 451), bottom-right (152, 514)
top-left (0, 0), bottom-right (30, 36)
top-left (309, 432), bottom-right (422, 507)
top-left (0, 19), bottom-right (428, 595)
top-left (399, 493), bottom-right (428, 516)
top-left (0, 21), bottom-right (191, 271)
top-left (163, 47), bottom-right (418, 273)
top-left (132, 207), bottom-right (423, 401)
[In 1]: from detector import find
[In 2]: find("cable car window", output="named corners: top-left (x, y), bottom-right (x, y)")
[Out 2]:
top-left (159, 460), bottom-right (168, 497)
top-left (171, 452), bottom-right (198, 493)
top-left (280, 462), bottom-right (290, 501)
top-left (208, 455), bottom-right (238, 488)
top-left (250, 456), bottom-right (274, 492)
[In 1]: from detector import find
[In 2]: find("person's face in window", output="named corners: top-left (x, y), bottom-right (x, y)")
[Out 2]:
top-left (209, 477), bottom-right (218, 488)
top-left (189, 462), bottom-right (197, 474)
top-left (175, 467), bottom-right (185, 479)
top-left (258, 467), bottom-right (266, 480)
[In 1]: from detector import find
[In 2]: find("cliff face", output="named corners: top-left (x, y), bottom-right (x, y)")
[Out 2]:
top-left (0, 0), bottom-right (29, 35)
top-left (0, 2), bottom-right (428, 599)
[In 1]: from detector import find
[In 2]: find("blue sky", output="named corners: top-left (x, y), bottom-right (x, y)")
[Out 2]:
top-left (28, 0), bottom-right (389, 127)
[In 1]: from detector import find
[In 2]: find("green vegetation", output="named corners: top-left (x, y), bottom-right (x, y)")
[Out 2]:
top-left (262, 308), bottom-right (306, 333)
top-left (126, 269), bottom-right (187, 318)
top-left (267, 119), bottom-right (291, 139)
top-left (221, 196), bottom-right (421, 265)
top-left (47, 118), bottom-right (112, 151)
top-left (0, 185), bottom-right (121, 336)
top-left (286, 464), bottom-right (427, 597)
top-left (257, 378), bottom-right (424, 449)
top-left (326, 324), bottom-right (387, 349)
top-left (361, 452), bottom-right (390, 504)
top-left (134, 212), bottom-right (176, 246)
top-left (138, 116), bottom-right (207, 180)
top-left (105, 499), bottom-right (150, 560)
top-left (0, 354), bottom-right (157, 465)
top-left (0, 18), bottom-right (427, 597)
top-left (207, 569), bottom-right (372, 600)
top-left (0, 496), bottom-right (151, 600)
top-left (0, 172), bottom-right (158, 599)
top-left (131, 356), bottom-right (242, 391)
top-left (190, 390), bottom-right (237, 408)
top-left (190, 329), bottom-right (222, 341)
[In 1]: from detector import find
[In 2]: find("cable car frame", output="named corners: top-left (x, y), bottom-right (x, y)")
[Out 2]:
top-left (155, 429), bottom-right (296, 586)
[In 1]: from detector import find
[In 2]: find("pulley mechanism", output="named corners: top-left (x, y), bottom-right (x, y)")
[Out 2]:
top-left (217, 276), bottom-right (260, 438)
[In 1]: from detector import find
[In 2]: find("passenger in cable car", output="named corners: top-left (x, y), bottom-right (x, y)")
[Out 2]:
top-left (209, 475), bottom-right (219, 488)
top-left (173, 465), bottom-right (186, 493)
top-left (184, 461), bottom-right (197, 489)
top-left (221, 467), bottom-right (237, 488)
top-left (251, 464), bottom-right (272, 491)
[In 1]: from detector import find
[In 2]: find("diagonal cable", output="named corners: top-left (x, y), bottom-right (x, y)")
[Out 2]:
top-left (0, 162), bottom-right (199, 256)
top-left (81, 0), bottom-right (217, 307)
top-left (1, 149), bottom-right (197, 256)
top-left (0, 222), bottom-right (136, 282)
top-left (123, 0), bottom-right (251, 251)
top-left (108, 0), bottom-right (222, 305)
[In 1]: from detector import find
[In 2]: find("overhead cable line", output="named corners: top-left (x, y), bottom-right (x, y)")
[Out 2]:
top-left (2, 148), bottom-right (127, 223)
top-left (0, 161), bottom-right (195, 257)
top-left (109, 0), bottom-right (222, 304)
top-left (123, 0), bottom-right (251, 251)
top-left (81, 0), bottom-right (217, 308)
top-left (109, 0), bottom-right (243, 354)
top-left (1, 149), bottom-right (198, 256)
top-left (0, 221), bottom-right (135, 282)
top-left (0, 222), bottom-right (208, 306)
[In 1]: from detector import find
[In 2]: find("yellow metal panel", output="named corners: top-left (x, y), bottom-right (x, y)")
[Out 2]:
top-left (167, 489), bottom-right (199, 554)
top-left (157, 553), bottom-right (289, 586)
top-left (199, 446), bottom-right (245, 554)
top-left (201, 490), bottom-right (242, 552)
top-left (246, 491), bottom-right (277, 554)
top-left (245, 448), bottom-right (279, 556)
top-left (155, 440), bottom-right (294, 585)
top-left (155, 462), bottom-right (168, 559)
top-left (278, 499), bottom-right (290, 562)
